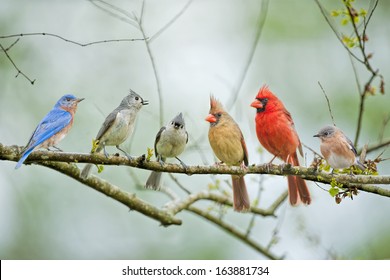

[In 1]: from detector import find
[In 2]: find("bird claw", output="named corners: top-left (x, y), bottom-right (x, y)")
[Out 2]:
top-left (240, 161), bottom-right (248, 170)
top-left (176, 157), bottom-right (188, 170)
top-left (116, 145), bottom-right (132, 161)
top-left (264, 162), bottom-right (272, 173)
top-left (52, 146), bottom-right (63, 152)
top-left (158, 158), bottom-right (165, 167)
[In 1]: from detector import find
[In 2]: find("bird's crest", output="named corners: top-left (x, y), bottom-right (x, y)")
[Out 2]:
top-left (256, 84), bottom-right (275, 99)
top-left (209, 95), bottom-right (224, 114)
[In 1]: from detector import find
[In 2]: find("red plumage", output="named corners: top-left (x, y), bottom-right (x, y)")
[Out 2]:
top-left (250, 85), bottom-right (311, 205)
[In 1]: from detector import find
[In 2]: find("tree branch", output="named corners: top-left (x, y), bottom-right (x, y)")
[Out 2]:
top-left (187, 206), bottom-right (281, 260)
top-left (2, 143), bottom-right (390, 197)
top-left (41, 161), bottom-right (182, 226)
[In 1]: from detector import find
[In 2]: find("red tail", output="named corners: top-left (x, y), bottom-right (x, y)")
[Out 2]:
top-left (287, 153), bottom-right (311, 205)
top-left (231, 175), bottom-right (250, 212)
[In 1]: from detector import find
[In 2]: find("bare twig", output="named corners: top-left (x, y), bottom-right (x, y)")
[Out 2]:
top-left (0, 33), bottom-right (145, 46)
top-left (379, 114), bottom-right (390, 142)
top-left (88, 0), bottom-right (139, 28)
top-left (318, 81), bottom-right (336, 126)
top-left (226, 0), bottom-right (269, 110)
top-left (0, 42), bottom-right (35, 84)
top-left (133, 14), bottom-right (164, 126)
top-left (188, 206), bottom-right (281, 260)
top-left (149, 0), bottom-right (193, 43)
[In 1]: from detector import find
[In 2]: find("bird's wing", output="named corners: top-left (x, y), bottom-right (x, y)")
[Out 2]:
top-left (283, 108), bottom-right (304, 157)
top-left (154, 126), bottom-right (166, 157)
top-left (240, 131), bottom-right (249, 167)
top-left (95, 109), bottom-right (119, 140)
top-left (24, 109), bottom-right (72, 150)
top-left (344, 134), bottom-right (358, 156)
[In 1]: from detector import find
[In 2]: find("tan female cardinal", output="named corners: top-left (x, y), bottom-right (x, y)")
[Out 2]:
top-left (206, 96), bottom-right (250, 212)
top-left (250, 85), bottom-right (311, 205)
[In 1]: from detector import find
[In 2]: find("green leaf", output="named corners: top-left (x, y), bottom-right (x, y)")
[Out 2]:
top-left (97, 165), bottom-right (104, 173)
top-left (331, 10), bottom-right (340, 17)
top-left (341, 17), bottom-right (349, 26)
top-left (146, 147), bottom-right (154, 161)
top-left (329, 187), bottom-right (339, 197)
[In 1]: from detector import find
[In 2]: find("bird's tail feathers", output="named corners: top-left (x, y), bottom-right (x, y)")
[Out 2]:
top-left (287, 152), bottom-right (311, 206)
top-left (80, 164), bottom-right (93, 179)
top-left (80, 147), bottom-right (104, 179)
top-left (231, 175), bottom-right (250, 212)
top-left (15, 147), bottom-right (34, 169)
top-left (145, 171), bottom-right (163, 190)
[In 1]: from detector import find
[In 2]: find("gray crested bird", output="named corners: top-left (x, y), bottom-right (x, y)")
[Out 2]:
top-left (80, 90), bottom-right (148, 179)
top-left (145, 112), bottom-right (188, 190)
top-left (314, 125), bottom-right (365, 172)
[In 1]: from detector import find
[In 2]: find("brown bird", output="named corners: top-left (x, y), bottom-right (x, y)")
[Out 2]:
top-left (205, 96), bottom-right (250, 212)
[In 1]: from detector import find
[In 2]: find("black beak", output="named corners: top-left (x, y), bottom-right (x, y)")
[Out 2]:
top-left (142, 100), bottom-right (149, 105)
top-left (313, 134), bottom-right (319, 138)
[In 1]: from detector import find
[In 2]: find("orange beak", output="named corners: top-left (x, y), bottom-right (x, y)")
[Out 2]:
top-left (205, 114), bottom-right (217, 123)
top-left (250, 99), bottom-right (263, 109)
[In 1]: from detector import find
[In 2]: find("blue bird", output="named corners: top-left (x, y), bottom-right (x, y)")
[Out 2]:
top-left (15, 94), bottom-right (84, 169)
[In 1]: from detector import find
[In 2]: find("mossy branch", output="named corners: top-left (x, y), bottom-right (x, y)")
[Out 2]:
top-left (2, 143), bottom-right (390, 198)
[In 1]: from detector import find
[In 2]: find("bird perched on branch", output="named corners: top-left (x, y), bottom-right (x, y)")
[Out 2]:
top-left (250, 85), bottom-right (311, 206)
top-left (80, 90), bottom-right (148, 179)
top-left (206, 96), bottom-right (250, 212)
top-left (314, 125), bottom-right (365, 172)
top-left (15, 94), bottom-right (84, 169)
top-left (145, 112), bottom-right (188, 190)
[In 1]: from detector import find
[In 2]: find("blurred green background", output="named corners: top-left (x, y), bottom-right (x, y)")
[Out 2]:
top-left (1, 0), bottom-right (389, 259)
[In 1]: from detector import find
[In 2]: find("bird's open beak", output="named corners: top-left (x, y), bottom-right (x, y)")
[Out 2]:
top-left (142, 100), bottom-right (149, 105)
top-left (250, 99), bottom-right (262, 109)
top-left (76, 98), bottom-right (85, 103)
top-left (205, 114), bottom-right (217, 123)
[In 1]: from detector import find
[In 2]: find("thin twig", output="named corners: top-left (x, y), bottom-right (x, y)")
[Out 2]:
top-left (379, 114), bottom-right (390, 143)
top-left (226, 0), bottom-right (269, 110)
top-left (149, 0), bottom-right (193, 43)
top-left (318, 81), bottom-right (336, 126)
top-left (0, 33), bottom-right (144, 46)
top-left (0, 42), bottom-right (35, 84)
top-left (1, 38), bottom-right (20, 51)
top-left (314, 0), bottom-right (363, 63)
top-left (187, 206), bottom-right (281, 260)
top-left (88, 0), bottom-right (139, 28)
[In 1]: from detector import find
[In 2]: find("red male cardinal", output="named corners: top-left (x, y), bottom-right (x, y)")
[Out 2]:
top-left (250, 85), bottom-right (311, 205)
top-left (206, 96), bottom-right (250, 212)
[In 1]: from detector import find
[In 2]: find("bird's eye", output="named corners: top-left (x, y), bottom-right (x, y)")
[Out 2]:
top-left (135, 96), bottom-right (139, 101)
top-left (216, 113), bottom-right (222, 117)
top-left (66, 98), bottom-right (71, 101)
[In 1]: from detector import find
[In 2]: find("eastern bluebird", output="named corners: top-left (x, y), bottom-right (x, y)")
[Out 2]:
top-left (145, 112), bottom-right (188, 190)
top-left (15, 94), bottom-right (84, 169)
top-left (80, 90), bottom-right (148, 179)
top-left (314, 125), bottom-right (365, 172)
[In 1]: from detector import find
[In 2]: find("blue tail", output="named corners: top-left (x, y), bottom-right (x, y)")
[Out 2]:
top-left (15, 148), bottom-right (34, 169)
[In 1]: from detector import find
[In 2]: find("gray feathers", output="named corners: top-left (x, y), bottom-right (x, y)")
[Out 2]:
top-left (145, 113), bottom-right (188, 190)
top-left (80, 90), bottom-right (147, 179)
